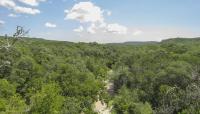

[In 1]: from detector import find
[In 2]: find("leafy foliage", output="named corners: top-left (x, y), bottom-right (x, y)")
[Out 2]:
top-left (0, 36), bottom-right (200, 114)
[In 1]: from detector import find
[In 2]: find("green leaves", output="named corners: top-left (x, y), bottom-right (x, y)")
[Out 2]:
top-left (0, 79), bottom-right (16, 98)
top-left (113, 87), bottom-right (153, 114)
top-left (0, 79), bottom-right (27, 113)
top-left (1, 37), bottom-right (200, 114)
top-left (30, 83), bottom-right (64, 114)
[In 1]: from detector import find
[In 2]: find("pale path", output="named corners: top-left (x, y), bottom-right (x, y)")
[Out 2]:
top-left (93, 70), bottom-right (114, 114)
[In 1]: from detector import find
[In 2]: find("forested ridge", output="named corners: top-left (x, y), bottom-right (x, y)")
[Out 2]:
top-left (0, 36), bottom-right (200, 114)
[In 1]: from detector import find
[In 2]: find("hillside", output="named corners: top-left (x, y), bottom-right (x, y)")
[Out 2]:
top-left (162, 37), bottom-right (200, 43)
top-left (0, 37), bottom-right (200, 114)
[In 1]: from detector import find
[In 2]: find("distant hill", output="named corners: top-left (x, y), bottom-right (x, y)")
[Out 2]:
top-left (161, 37), bottom-right (200, 43)
top-left (1, 35), bottom-right (200, 45)
top-left (109, 37), bottom-right (200, 45)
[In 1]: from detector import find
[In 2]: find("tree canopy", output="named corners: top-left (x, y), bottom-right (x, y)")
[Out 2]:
top-left (0, 36), bottom-right (200, 114)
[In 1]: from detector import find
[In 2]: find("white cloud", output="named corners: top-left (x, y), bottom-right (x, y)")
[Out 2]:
top-left (45, 22), bottom-right (57, 28)
top-left (133, 30), bottom-right (143, 36)
top-left (18, 0), bottom-right (46, 6)
top-left (74, 26), bottom-right (84, 32)
top-left (65, 2), bottom-right (104, 24)
top-left (0, 0), bottom-right (40, 15)
top-left (87, 24), bottom-right (96, 34)
top-left (65, 1), bottom-right (128, 35)
top-left (0, 0), bottom-right (15, 9)
top-left (0, 20), bottom-right (5, 25)
top-left (14, 6), bottom-right (40, 15)
top-left (8, 13), bottom-right (18, 17)
top-left (65, 1), bottom-right (105, 34)
top-left (106, 23), bottom-right (127, 34)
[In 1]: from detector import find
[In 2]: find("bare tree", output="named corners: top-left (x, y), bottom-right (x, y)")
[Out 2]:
top-left (0, 26), bottom-right (29, 69)
top-left (0, 26), bottom-right (30, 50)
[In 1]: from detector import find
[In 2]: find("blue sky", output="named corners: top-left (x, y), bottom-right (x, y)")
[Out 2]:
top-left (0, 0), bottom-right (200, 43)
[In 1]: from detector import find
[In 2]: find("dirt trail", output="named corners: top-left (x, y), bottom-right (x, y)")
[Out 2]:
top-left (93, 99), bottom-right (111, 114)
top-left (93, 70), bottom-right (114, 114)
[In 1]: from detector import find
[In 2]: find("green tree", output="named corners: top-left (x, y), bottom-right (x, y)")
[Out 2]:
top-left (30, 83), bottom-right (64, 114)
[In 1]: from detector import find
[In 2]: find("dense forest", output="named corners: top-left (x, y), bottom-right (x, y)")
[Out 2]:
top-left (0, 36), bottom-right (200, 114)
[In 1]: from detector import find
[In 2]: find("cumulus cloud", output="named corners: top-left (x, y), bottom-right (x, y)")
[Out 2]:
top-left (87, 24), bottom-right (96, 34)
top-left (0, 20), bottom-right (5, 25)
top-left (14, 6), bottom-right (40, 15)
top-left (45, 22), bottom-right (57, 28)
top-left (65, 2), bottom-right (104, 24)
top-left (0, 0), bottom-right (40, 15)
top-left (65, 1), bottom-right (128, 35)
top-left (65, 1), bottom-right (105, 34)
top-left (0, 0), bottom-right (15, 8)
top-left (106, 23), bottom-right (127, 34)
top-left (74, 26), bottom-right (84, 32)
top-left (18, 0), bottom-right (46, 6)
